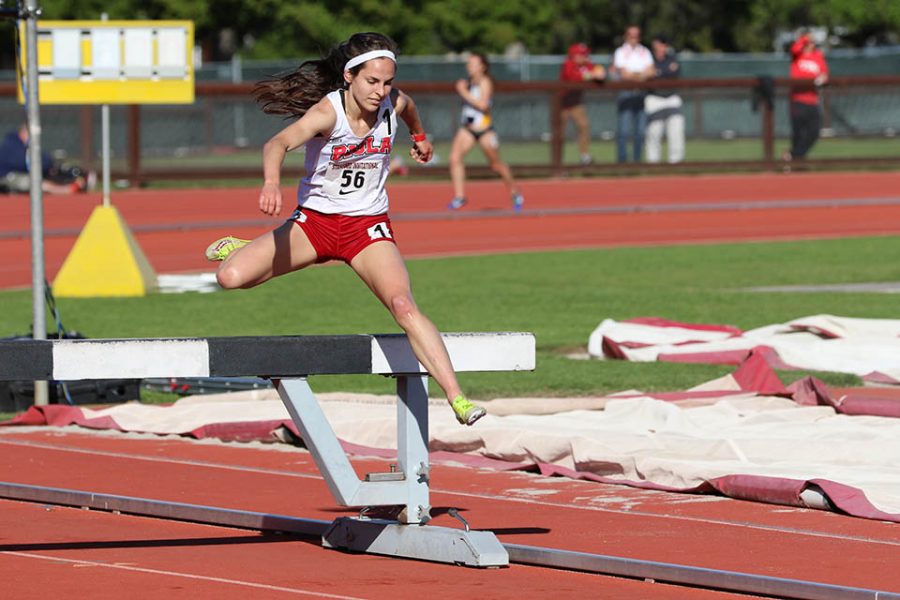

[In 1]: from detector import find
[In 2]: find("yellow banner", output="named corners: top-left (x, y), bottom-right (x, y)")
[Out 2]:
top-left (18, 20), bottom-right (194, 105)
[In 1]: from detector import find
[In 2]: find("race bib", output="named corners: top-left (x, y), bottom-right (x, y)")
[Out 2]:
top-left (322, 161), bottom-right (381, 201)
top-left (367, 221), bottom-right (393, 240)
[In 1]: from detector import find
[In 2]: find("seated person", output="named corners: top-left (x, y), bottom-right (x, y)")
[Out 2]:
top-left (0, 124), bottom-right (91, 194)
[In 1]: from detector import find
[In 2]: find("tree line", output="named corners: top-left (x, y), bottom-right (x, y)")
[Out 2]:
top-left (2, 0), bottom-right (898, 66)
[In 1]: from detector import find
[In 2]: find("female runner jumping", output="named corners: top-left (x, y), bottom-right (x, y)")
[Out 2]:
top-left (205, 32), bottom-right (486, 425)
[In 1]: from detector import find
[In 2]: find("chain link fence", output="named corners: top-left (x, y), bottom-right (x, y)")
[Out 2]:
top-left (0, 48), bottom-right (898, 176)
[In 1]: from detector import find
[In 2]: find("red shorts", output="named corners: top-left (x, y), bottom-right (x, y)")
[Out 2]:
top-left (288, 207), bottom-right (397, 264)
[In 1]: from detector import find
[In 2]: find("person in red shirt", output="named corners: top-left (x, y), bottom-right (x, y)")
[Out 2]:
top-left (559, 43), bottom-right (606, 165)
top-left (785, 33), bottom-right (829, 161)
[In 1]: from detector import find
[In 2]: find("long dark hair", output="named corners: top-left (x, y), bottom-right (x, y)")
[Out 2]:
top-left (254, 32), bottom-right (398, 118)
top-left (471, 52), bottom-right (491, 76)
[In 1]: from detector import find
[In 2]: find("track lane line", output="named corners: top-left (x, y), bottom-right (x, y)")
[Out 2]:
top-left (1, 436), bottom-right (897, 547)
top-left (3, 196), bottom-right (900, 239)
top-left (3, 488), bottom-right (897, 600)
top-left (1, 550), bottom-right (367, 599)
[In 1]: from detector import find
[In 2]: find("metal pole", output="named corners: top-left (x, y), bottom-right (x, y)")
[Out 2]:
top-left (550, 90), bottom-right (563, 174)
top-left (231, 53), bottom-right (247, 147)
top-left (763, 99), bottom-right (775, 163)
top-left (101, 13), bottom-right (110, 206)
top-left (101, 104), bottom-right (110, 206)
top-left (127, 104), bottom-right (140, 185)
top-left (24, 0), bottom-right (48, 406)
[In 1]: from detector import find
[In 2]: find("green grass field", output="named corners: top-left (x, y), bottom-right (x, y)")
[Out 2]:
top-left (3, 235), bottom-right (897, 412)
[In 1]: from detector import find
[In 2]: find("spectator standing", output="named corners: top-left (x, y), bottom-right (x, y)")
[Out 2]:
top-left (644, 34), bottom-right (685, 164)
top-left (559, 43), bottom-right (606, 165)
top-left (608, 25), bottom-right (655, 163)
top-left (784, 33), bottom-right (829, 161)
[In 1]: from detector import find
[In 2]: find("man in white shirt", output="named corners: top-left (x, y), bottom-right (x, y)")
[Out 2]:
top-left (609, 25), bottom-right (655, 163)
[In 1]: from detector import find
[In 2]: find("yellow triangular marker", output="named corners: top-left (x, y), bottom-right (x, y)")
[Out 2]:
top-left (53, 205), bottom-right (158, 297)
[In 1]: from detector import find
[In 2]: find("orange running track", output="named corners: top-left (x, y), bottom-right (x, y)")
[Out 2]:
top-left (1, 171), bottom-right (900, 289)
top-left (1, 171), bottom-right (900, 598)
top-left (2, 427), bottom-right (898, 598)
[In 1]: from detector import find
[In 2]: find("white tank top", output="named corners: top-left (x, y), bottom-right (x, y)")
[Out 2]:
top-left (297, 90), bottom-right (397, 216)
top-left (460, 81), bottom-right (492, 131)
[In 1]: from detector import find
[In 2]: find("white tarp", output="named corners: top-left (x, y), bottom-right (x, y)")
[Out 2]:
top-left (15, 386), bottom-right (899, 520)
top-left (588, 314), bottom-right (900, 384)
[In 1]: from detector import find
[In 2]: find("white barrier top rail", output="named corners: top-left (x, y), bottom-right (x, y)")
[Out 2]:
top-left (0, 333), bottom-right (535, 380)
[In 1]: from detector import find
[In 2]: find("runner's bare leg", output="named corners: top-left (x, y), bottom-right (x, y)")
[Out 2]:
top-left (350, 241), bottom-right (463, 402)
top-left (479, 132), bottom-right (519, 196)
top-left (449, 129), bottom-right (476, 200)
top-left (216, 221), bottom-right (318, 289)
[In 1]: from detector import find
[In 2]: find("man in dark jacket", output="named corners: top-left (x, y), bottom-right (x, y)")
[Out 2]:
top-left (645, 34), bottom-right (685, 163)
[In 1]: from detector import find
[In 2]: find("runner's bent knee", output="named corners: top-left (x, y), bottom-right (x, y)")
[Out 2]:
top-left (216, 262), bottom-right (248, 289)
top-left (389, 293), bottom-right (419, 328)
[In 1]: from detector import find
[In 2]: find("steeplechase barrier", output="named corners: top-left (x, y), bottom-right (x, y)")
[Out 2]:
top-left (0, 332), bottom-right (536, 567)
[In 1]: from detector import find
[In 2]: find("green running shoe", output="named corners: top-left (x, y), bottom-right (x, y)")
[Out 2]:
top-left (205, 236), bottom-right (249, 261)
top-left (451, 395), bottom-right (486, 426)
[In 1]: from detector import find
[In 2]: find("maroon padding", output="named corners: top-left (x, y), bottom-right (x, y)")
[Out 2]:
top-left (833, 396), bottom-right (900, 418)
top-left (600, 336), bottom-right (628, 359)
top-left (807, 478), bottom-right (900, 521)
top-left (1, 405), bottom-right (123, 431)
top-left (658, 344), bottom-right (796, 370)
top-left (711, 474), bottom-right (807, 506)
top-left (863, 371), bottom-right (900, 385)
top-left (189, 419), bottom-right (295, 443)
top-left (788, 321), bottom-right (841, 338)
top-left (536, 464), bottom-right (900, 523)
top-left (657, 347), bottom-right (751, 365)
top-left (789, 375), bottom-right (833, 407)
top-left (616, 351), bottom-right (788, 401)
top-left (789, 376), bottom-right (900, 418)
top-left (625, 317), bottom-right (744, 335)
top-left (616, 341), bottom-right (654, 349)
top-left (731, 350), bottom-right (789, 395)
top-left (713, 475), bottom-right (900, 522)
top-left (1, 405), bottom-right (50, 426)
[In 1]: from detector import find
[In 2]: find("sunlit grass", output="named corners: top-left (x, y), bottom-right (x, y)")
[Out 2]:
top-left (3, 235), bottom-right (897, 405)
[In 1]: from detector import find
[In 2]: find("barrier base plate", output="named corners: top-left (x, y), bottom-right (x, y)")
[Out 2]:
top-left (322, 517), bottom-right (508, 568)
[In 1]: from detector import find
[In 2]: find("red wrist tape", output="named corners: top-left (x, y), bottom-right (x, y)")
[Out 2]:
top-left (410, 133), bottom-right (427, 143)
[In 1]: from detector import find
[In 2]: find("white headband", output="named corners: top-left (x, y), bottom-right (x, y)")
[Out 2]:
top-left (344, 50), bottom-right (396, 72)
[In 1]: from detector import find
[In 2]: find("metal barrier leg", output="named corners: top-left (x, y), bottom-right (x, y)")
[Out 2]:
top-left (278, 376), bottom-right (508, 567)
top-left (396, 374), bottom-right (431, 524)
top-left (276, 378), bottom-right (408, 507)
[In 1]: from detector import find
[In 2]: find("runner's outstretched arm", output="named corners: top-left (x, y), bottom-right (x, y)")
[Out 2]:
top-left (259, 100), bottom-right (336, 216)
top-left (394, 90), bottom-right (433, 163)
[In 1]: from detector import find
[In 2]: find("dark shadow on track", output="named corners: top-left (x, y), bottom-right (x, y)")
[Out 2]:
top-left (0, 532), bottom-right (320, 552)
top-left (481, 527), bottom-right (552, 536)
